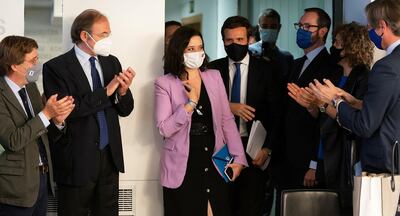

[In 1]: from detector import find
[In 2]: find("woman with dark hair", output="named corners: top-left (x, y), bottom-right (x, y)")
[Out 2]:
top-left (287, 22), bottom-right (374, 215)
top-left (155, 26), bottom-right (247, 216)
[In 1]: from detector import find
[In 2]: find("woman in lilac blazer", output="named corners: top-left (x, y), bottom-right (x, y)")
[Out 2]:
top-left (155, 26), bottom-right (248, 216)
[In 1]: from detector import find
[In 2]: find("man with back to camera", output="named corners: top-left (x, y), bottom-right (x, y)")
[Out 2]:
top-left (311, 0), bottom-right (400, 177)
top-left (0, 35), bottom-right (74, 216)
top-left (42, 9), bottom-right (134, 216)
top-left (249, 8), bottom-right (294, 83)
top-left (209, 15), bottom-right (282, 216)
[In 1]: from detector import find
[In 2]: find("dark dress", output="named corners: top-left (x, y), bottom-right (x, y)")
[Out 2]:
top-left (163, 81), bottom-right (231, 216)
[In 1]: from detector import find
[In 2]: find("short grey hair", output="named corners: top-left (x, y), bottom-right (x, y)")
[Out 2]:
top-left (366, 0), bottom-right (400, 36)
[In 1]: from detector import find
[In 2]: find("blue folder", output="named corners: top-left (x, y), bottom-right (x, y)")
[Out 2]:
top-left (212, 144), bottom-right (232, 182)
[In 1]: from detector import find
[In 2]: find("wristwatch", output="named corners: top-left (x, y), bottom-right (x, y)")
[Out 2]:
top-left (318, 103), bottom-right (329, 113)
top-left (332, 97), bottom-right (344, 109)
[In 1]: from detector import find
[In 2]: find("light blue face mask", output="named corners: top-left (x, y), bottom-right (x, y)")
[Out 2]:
top-left (259, 28), bottom-right (278, 43)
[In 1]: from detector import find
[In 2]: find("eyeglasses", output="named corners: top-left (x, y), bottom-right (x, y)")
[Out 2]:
top-left (294, 23), bottom-right (320, 31)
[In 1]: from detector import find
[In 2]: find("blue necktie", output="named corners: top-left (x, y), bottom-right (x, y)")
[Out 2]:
top-left (18, 88), bottom-right (48, 164)
top-left (89, 57), bottom-right (109, 149)
top-left (231, 63), bottom-right (241, 127)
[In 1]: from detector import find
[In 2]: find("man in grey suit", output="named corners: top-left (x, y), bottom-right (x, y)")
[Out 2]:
top-left (311, 0), bottom-right (400, 174)
top-left (0, 36), bottom-right (74, 216)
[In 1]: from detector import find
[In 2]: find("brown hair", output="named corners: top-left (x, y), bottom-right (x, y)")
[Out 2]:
top-left (0, 35), bottom-right (38, 76)
top-left (70, 9), bottom-right (107, 44)
top-left (334, 22), bottom-right (374, 68)
top-left (366, 0), bottom-right (400, 36)
top-left (164, 26), bottom-right (208, 77)
top-left (221, 16), bottom-right (251, 40)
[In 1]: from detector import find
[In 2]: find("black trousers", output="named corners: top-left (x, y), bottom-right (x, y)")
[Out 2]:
top-left (57, 147), bottom-right (119, 216)
top-left (231, 137), bottom-right (269, 216)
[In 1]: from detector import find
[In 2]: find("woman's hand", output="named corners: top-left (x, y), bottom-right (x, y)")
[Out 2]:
top-left (182, 80), bottom-right (199, 103)
top-left (226, 163), bottom-right (245, 181)
top-left (309, 79), bottom-right (340, 104)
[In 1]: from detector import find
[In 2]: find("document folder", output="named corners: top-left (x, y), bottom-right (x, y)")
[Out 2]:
top-left (212, 144), bottom-right (232, 182)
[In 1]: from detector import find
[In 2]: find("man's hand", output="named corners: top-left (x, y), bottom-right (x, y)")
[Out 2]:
top-left (229, 103), bottom-right (255, 122)
top-left (252, 147), bottom-right (270, 168)
top-left (43, 95), bottom-right (75, 120)
top-left (53, 96), bottom-right (75, 125)
top-left (303, 169), bottom-right (317, 187)
top-left (106, 75), bottom-right (120, 96)
top-left (117, 67), bottom-right (135, 96)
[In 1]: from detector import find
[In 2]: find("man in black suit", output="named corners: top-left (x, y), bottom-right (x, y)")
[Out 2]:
top-left (43, 9), bottom-right (134, 216)
top-left (312, 0), bottom-right (400, 174)
top-left (208, 16), bottom-right (281, 216)
top-left (276, 7), bottom-right (338, 214)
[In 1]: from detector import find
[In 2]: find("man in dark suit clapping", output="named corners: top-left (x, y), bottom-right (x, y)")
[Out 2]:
top-left (43, 9), bottom-right (134, 216)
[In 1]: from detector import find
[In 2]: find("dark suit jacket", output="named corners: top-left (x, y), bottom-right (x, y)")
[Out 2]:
top-left (0, 79), bottom-right (60, 207)
top-left (281, 47), bottom-right (338, 187)
top-left (338, 45), bottom-right (400, 173)
top-left (208, 55), bottom-right (282, 153)
top-left (43, 48), bottom-right (134, 186)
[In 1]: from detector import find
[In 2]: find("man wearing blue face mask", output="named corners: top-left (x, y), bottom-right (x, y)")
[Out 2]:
top-left (311, 0), bottom-right (400, 176)
top-left (42, 9), bottom-right (134, 216)
top-left (274, 7), bottom-right (339, 215)
top-left (249, 8), bottom-right (294, 83)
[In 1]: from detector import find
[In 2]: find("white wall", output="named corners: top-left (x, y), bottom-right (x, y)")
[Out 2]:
top-left (166, 0), bottom-right (235, 61)
top-left (0, 0), bottom-right (24, 40)
top-left (62, 1), bottom-right (164, 215)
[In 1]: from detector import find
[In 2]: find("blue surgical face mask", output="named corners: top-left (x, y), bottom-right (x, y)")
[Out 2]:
top-left (296, 28), bottom-right (313, 49)
top-left (368, 28), bottom-right (384, 50)
top-left (259, 28), bottom-right (278, 43)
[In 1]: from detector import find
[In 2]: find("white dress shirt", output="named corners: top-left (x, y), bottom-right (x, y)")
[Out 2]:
top-left (299, 46), bottom-right (325, 78)
top-left (74, 45), bottom-right (105, 90)
top-left (228, 53), bottom-right (250, 137)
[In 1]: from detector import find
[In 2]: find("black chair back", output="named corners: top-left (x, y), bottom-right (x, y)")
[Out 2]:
top-left (281, 189), bottom-right (341, 216)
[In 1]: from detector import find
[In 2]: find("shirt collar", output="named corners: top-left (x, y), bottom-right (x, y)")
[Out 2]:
top-left (4, 76), bottom-right (23, 95)
top-left (228, 52), bottom-right (250, 66)
top-left (74, 45), bottom-right (97, 63)
top-left (305, 45), bottom-right (325, 62)
top-left (386, 39), bottom-right (400, 55)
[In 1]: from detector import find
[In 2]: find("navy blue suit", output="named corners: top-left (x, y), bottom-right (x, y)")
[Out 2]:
top-left (338, 45), bottom-right (400, 173)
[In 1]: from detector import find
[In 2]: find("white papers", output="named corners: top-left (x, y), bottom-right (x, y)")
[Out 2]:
top-left (0, 145), bottom-right (4, 155)
top-left (246, 120), bottom-right (270, 170)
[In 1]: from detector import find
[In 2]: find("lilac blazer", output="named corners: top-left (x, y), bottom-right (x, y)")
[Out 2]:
top-left (155, 69), bottom-right (248, 188)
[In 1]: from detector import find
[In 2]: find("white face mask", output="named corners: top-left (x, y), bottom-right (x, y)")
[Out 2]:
top-left (85, 32), bottom-right (112, 56)
top-left (183, 51), bottom-right (205, 69)
top-left (259, 28), bottom-right (279, 43)
top-left (26, 64), bottom-right (42, 83)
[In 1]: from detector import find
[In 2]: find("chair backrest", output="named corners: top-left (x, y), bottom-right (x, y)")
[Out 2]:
top-left (281, 189), bottom-right (341, 216)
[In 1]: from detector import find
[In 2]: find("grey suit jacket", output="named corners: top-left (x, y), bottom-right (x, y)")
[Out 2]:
top-left (338, 45), bottom-right (400, 173)
top-left (0, 77), bottom-right (56, 207)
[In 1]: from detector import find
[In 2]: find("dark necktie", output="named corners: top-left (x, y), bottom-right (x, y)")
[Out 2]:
top-left (89, 57), bottom-right (109, 149)
top-left (18, 88), bottom-right (48, 164)
top-left (289, 55), bottom-right (307, 82)
top-left (231, 62), bottom-right (241, 128)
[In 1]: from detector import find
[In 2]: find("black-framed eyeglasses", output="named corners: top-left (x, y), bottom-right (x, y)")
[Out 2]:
top-left (294, 23), bottom-right (320, 31)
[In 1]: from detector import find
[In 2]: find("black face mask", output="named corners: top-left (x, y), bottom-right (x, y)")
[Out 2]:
top-left (224, 43), bottom-right (248, 62)
top-left (330, 46), bottom-right (344, 64)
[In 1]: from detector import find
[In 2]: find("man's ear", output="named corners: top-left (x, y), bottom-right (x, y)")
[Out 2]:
top-left (80, 31), bottom-right (88, 43)
top-left (319, 27), bottom-right (328, 39)
top-left (10, 64), bottom-right (18, 72)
